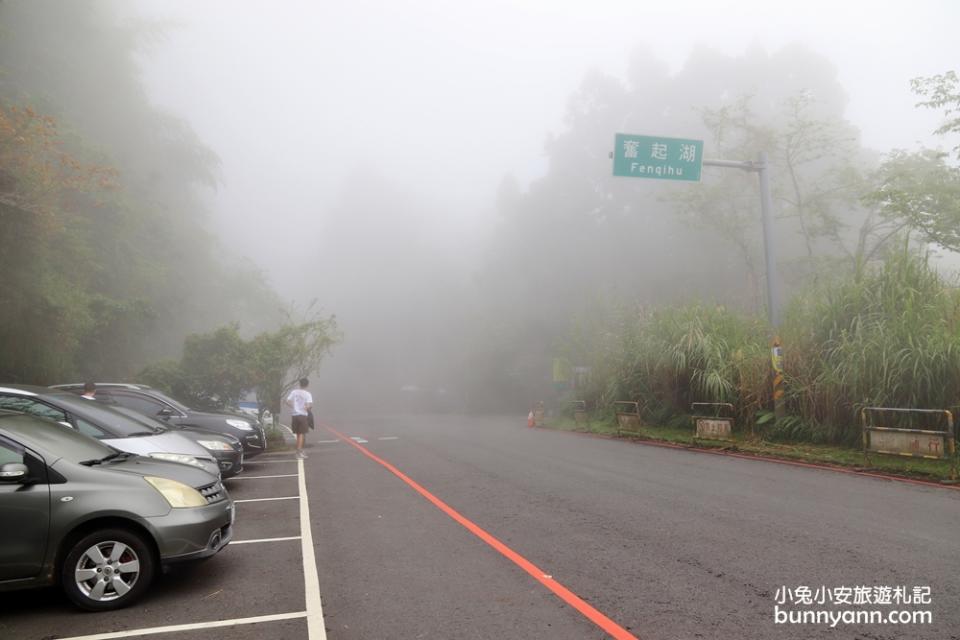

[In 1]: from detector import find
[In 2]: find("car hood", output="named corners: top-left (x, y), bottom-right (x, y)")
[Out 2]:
top-left (191, 410), bottom-right (255, 423)
top-left (93, 455), bottom-right (221, 488)
top-left (178, 427), bottom-right (240, 446)
top-left (102, 431), bottom-right (214, 459)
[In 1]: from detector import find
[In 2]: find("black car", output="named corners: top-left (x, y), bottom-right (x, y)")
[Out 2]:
top-left (52, 383), bottom-right (268, 456)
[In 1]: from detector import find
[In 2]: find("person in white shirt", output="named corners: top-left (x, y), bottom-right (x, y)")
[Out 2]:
top-left (285, 377), bottom-right (313, 459)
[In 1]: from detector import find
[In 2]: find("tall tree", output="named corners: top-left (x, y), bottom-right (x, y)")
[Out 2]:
top-left (863, 70), bottom-right (960, 253)
top-left (0, 1), bottom-right (283, 382)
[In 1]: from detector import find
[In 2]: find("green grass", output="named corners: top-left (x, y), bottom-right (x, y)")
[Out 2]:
top-left (545, 416), bottom-right (957, 482)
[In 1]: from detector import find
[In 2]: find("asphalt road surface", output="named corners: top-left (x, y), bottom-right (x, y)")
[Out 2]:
top-left (2, 413), bottom-right (958, 640)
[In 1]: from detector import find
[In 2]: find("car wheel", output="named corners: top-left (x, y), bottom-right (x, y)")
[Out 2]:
top-left (61, 528), bottom-right (156, 611)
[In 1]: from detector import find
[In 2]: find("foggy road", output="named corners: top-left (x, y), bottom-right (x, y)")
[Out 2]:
top-left (308, 414), bottom-right (960, 640)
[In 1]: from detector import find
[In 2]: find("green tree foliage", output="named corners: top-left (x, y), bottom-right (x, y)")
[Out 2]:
top-left (248, 309), bottom-right (340, 423)
top-left (141, 310), bottom-right (339, 420)
top-left (912, 70), bottom-right (960, 158)
top-left (864, 70), bottom-right (960, 253)
top-left (141, 324), bottom-right (252, 410)
top-left (864, 149), bottom-right (960, 252)
top-left (0, 1), bottom-right (282, 383)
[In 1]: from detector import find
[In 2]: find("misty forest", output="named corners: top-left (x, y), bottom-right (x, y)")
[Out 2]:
top-left (2, 1), bottom-right (959, 448)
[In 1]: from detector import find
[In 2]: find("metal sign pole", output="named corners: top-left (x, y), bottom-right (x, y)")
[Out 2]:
top-left (702, 154), bottom-right (785, 418)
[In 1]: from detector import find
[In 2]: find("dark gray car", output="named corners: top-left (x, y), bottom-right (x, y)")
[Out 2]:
top-left (0, 411), bottom-right (233, 611)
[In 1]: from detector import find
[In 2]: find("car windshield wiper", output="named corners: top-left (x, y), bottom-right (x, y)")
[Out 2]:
top-left (126, 430), bottom-right (162, 437)
top-left (80, 451), bottom-right (137, 466)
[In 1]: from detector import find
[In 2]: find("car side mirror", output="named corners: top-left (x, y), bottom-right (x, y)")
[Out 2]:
top-left (0, 462), bottom-right (29, 482)
top-left (59, 421), bottom-right (75, 430)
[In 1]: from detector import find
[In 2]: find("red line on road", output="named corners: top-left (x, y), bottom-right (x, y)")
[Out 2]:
top-left (321, 423), bottom-right (639, 640)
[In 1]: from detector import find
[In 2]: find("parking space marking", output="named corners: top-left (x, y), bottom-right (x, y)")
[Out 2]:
top-left (298, 458), bottom-right (327, 640)
top-left (243, 459), bottom-right (298, 464)
top-left (56, 611), bottom-right (308, 640)
top-left (314, 439), bottom-right (340, 444)
top-left (377, 436), bottom-right (399, 440)
top-left (234, 495), bottom-right (300, 503)
top-left (228, 473), bottom-right (298, 480)
top-left (231, 535), bottom-right (302, 545)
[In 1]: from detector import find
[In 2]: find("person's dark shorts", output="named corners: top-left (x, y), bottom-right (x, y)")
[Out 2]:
top-left (291, 414), bottom-right (310, 434)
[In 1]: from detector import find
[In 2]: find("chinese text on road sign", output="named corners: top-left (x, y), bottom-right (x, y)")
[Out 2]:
top-left (613, 133), bottom-right (704, 182)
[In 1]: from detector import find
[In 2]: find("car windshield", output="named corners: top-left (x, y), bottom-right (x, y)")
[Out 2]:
top-left (110, 405), bottom-right (172, 432)
top-left (146, 390), bottom-right (191, 412)
top-left (46, 394), bottom-right (162, 437)
top-left (1, 414), bottom-right (114, 463)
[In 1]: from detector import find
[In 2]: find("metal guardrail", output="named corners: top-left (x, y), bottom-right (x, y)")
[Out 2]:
top-left (691, 402), bottom-right (735, 441)
top-left (614, 401), bottom-right (642, 436)
top-left (860, 407), bottom-right (957, 480)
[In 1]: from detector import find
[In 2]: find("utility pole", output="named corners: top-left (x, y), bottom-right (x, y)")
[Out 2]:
top-left (703, 153), bottom-right (785, 419)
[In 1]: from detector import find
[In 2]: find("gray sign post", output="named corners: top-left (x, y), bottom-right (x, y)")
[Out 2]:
top-left (701, 153), bottom-right (785, 417)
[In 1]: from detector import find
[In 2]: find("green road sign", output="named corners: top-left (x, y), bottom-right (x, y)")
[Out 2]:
top-left (613, 133), bottom-right (703, 181)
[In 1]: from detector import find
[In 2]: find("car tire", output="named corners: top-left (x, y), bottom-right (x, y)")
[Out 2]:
top-left (61, 528), bottom-right (156, 611)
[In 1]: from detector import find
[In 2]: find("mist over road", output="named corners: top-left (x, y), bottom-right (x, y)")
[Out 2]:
top-left (308, 414), bottom-right (959, 639)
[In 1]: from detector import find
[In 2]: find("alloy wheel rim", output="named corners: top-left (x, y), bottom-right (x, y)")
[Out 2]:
top-left (74, 540), bottom-right (141, 602)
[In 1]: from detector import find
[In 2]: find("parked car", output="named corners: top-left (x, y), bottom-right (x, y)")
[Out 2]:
top-left (53, 383), bottom-right (268, 456)
top-left (0, 386), bottom-right (221, 478)
top-left (0, 410), bottom-right (233, 610)
top-left (109, 406), bottom-right (244, 479)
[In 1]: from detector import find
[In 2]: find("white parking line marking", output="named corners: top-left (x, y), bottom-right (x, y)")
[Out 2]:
top-left (350, 436), bottom-right (368, 443)
top-left (228, 474), bottom-right (298, 480)
top-left (314, 439), bottom-right (340, 444)
top-left (242, 459), bottom-right (298, 464)
top-left (378, 436), bottom-right (399, 440)
top-left (234, 496), bottom-right (300, 503)
top-left (298, 458), bottom-right (327, 640)
top-left (56, 611), bottom-right (307, 640)
top-left (231, 536), bottom-right (301, 545)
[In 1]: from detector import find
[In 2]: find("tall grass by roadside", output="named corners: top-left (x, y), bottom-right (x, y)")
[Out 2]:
top-left (783, 250), bottom-right (960, 443)
top-left (564, 251), bottom-right (960, 446)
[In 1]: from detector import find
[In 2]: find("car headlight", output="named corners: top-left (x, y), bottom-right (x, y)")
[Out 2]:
top-left (226, 419), bottom-right (253, 431)
top-left (197, 439), bottom-right (234, 451)
top-left (144, 476), bottom-right (207, 508)
top-left (149, 452), bottom-right (205, 468)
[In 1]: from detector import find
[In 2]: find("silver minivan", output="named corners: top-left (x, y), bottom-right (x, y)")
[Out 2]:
top-left (0, 386), bottom-right (220, 477)
top-left (0, 411), bottom-right (233, 610)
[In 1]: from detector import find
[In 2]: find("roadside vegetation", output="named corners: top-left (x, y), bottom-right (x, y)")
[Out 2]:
top-left (140, 307), bottom-right (340, 425)
top-left (543, 70), bottom-right (960, 481)
top-left (561, 250), bottom-right (960, 442)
